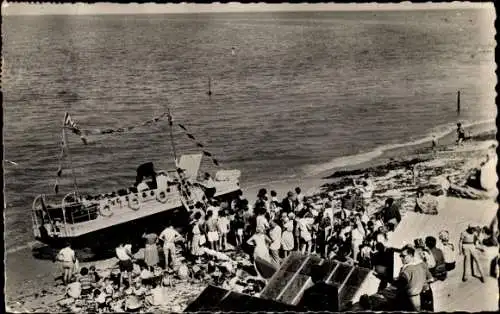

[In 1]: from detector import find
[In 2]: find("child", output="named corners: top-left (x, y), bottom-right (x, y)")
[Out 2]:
top-left (358, 241), bottom-right (373, 269)
top-left (281, 215), bottom-right (295, 258)
top-left (205, 210), bottom-right (219, 251)
top-left (133, 280), bottom-right (147, 297)
top-left (233, 210), bottom-right (245, 247)
top-left (217, 210), bottom-right (231, 251)
top-left (78, 267), bottom-right (96, 297)
top-left (93, 288), bottom-right (107, 312)
top-left (103, 278), bottom-right (114, 297)
top-left (89, 265), bottom-right (101, 283)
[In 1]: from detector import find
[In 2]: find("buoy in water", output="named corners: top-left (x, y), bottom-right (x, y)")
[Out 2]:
top-left (207, 76), bottom-right (212, 96)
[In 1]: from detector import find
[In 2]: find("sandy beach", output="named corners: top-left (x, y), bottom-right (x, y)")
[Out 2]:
top-left (6, 124), bottom-right (498, 313)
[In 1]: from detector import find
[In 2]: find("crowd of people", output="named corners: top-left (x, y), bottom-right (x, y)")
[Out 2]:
top-left (54, 171), bottom-right (499, 312)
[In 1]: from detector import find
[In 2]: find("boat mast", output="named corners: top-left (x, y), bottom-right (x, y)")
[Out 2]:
top-left (167, 107), bottom-right (178, 166)
top-left (62, 112), bottom-right (80, 199)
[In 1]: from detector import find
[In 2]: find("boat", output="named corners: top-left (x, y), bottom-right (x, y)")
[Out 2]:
top-left (31, 112), bottom-right (242, 252)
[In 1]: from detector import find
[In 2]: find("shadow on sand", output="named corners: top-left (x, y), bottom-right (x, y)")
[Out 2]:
top-left (31, 245), bottom-right (118, 263)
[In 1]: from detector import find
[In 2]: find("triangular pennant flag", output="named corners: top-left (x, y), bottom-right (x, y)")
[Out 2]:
top-left (64, 112), bottom-right (77, 128)
top-left (196, 143), bottom-right (204, 148)
top-left (57, 166), bottom-right (62, 177)
top-left (203, 151), bottom-right (212, 157)
top-left (186, 133), bottom-right (195, 140)
top-left (178, 124), bottom-right (187, 131)
top-left (212, 159), bottom-right (219, 166)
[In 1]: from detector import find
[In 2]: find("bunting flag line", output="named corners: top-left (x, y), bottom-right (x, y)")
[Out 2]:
top-left (63, 112), bottom-right (169, 145)
top-left (63, 112), bottom-right (88, 144)
top-left (175, 124), bottom-right (221, 167)
top-left (64, 112), bottom-right (77, 129)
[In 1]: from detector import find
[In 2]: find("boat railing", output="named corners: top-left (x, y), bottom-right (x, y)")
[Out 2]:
top-left (59, 192), bottom-right (99, 227)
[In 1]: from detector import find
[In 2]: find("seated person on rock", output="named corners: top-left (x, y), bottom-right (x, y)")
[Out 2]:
top-left (381, 198), bottom-right (401, 226)
top-left (415, 190), bottom-right (438, 215)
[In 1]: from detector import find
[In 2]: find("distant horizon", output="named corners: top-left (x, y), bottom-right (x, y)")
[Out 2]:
top-left (2, 2), bottom-right (494, 16)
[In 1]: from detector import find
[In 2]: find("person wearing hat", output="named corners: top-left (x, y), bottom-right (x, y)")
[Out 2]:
top-left (459, 225), bottom-right (485, 282)
top-left (281, 191), bottom-right (298, 213)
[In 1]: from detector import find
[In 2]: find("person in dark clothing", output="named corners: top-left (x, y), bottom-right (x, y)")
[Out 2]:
top-left (425, 236), bottom-right (447, 280)
top-left (381, 198), bottom-right (401, 226)
top-left (456, 122), bottom-right (466, 145)
top-left (281, 191), bottom-right (298, 213)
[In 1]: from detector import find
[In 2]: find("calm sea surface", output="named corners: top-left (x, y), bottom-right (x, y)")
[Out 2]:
top-left (3, 9), bottom-right (496, 250)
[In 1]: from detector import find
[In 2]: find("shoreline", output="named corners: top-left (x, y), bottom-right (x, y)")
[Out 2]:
top-left (243, 122), bottom-right (496, 203)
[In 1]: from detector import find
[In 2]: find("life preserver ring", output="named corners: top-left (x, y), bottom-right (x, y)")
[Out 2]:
top-left (128, 195), bottom-right (140, 210)
top-left (180, 186), bottom-right (206, 212)
top-left (156, 190), bottom-right (168, 204)
top-left (100, 204), bottom-right (113, 217)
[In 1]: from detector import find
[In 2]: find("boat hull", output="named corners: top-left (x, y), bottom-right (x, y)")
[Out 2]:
top-left (34, 189), bottom-right (241, 256)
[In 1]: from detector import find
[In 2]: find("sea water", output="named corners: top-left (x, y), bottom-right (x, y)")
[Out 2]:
top-left (3, 9), bottom-right (496, 251)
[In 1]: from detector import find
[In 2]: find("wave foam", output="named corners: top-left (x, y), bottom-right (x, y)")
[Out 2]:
top-left (304, 119), bottom-right (495, 175)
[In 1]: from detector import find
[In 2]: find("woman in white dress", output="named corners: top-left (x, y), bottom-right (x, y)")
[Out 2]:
top-left (281, 215), bottom-right (295, 257)
top-left (190, 212), bottom-right (204, 260)
top-left (247, 227), bottom-right (272, 264)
